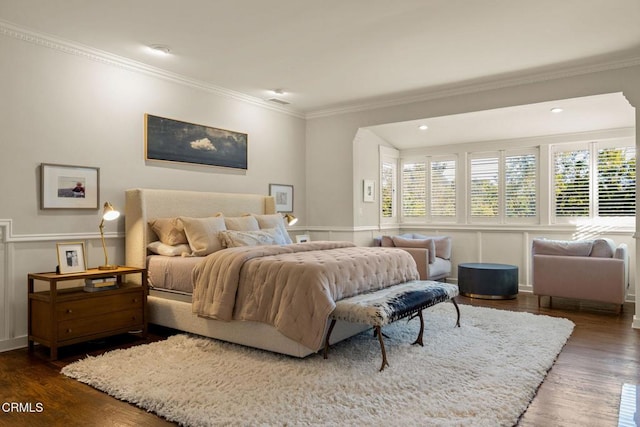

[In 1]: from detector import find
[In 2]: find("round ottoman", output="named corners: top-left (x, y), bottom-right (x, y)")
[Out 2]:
top-left (458, 263), bottom-right (518, 300)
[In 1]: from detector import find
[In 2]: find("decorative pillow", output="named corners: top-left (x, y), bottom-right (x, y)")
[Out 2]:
top-left (223, 215), bottom-right (260, 231)
top-left (532, 239), bottom-right (593, 257)
top-left (147, 241), bottom-right (191, 257)
top-left (380, 236), bottom-right (395, 247)
top-left (590, 238), bottom-right (616, 258)
top-left (218, 229), bottom-right (280, 248)
top-left (149, 217), bottom-right (188, 245)
top-left (179, 216), bottom-right (227, 256)
top-left (391, 236), bottom-right (436, 263)
top-left (252, 214), bottom-right (293, 244)
top-left (432, 236), bottom-right (452, 260)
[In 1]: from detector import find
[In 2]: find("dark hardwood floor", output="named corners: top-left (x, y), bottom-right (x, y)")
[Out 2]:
top-left (0, 293), bottom-right (637, 426)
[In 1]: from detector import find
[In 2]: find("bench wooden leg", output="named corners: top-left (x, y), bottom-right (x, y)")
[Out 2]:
top-left (412, 310), bottom-right (425, 346)
top-left (375, 325), bottom-right (390, 372)
top-left (323, 319), bottom-right (337, 359)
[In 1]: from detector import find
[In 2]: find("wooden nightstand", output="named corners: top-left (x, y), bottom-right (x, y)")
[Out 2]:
top-left (28, 266), bottom-right (148, 360)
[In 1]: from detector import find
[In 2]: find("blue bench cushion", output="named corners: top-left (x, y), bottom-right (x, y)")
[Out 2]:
top-left (331, 280), bottom-right (458, 327)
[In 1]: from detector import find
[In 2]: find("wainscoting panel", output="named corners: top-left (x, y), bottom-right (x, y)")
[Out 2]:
top-left (0, 220), bottom-right (124, 353)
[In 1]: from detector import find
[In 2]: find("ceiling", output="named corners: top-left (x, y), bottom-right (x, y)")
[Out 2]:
top-left (1, 0), bottom-right (638, 145)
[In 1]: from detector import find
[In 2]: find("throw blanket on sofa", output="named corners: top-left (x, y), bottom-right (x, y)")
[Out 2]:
top-left (192, 241), bottom-right (419, 350)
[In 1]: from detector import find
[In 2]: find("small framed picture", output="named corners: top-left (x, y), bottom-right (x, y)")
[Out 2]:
top-left (41, 163), bottom-right (100, 209)
top-left (363, 179), bottom-right (375, 203)
top-left (56, 242), bottom-right (87, 274)
top-left (296, 234), bottom-right (311, 243)
top-left (269, 184), bottom-right (294, 213)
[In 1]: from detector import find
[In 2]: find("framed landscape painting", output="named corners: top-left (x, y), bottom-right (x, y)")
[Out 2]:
top-left (40, 163), bottom-right (99, 209)
top-left (145, 114), bottom-right (248, 170)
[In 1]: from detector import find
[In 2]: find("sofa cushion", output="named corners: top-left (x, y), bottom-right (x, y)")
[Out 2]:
top-left (413, 234), bottom-right (452, 260)
top-left (380, 236), bottom-right (395, 247)
top-left (392, 236), bottom-right (436, 263)
top-left (532, 239), bottom-right (593, 257)
top-left (590, 238), bottom-right (616, 258)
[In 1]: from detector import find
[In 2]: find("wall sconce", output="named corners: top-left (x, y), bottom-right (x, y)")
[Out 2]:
top-left (98, 202), bottom-right (120, 270)
top-left (283, 213), bottom-right (298, 226)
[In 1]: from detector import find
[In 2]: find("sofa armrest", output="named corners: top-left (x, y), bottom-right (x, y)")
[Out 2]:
top-left (396, 247), bottom-right (429, 280)
top-left (615, 243), bottom-right (629, 288)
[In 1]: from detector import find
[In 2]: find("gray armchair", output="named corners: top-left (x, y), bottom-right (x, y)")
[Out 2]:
top-left (532, 238), bottom-right (628, 313)
top-left (374, 234), bottom-right (452, 281)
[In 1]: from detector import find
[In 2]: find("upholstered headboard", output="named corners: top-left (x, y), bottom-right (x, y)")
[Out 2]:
top-left (125, 188), bottom-right (276, 274)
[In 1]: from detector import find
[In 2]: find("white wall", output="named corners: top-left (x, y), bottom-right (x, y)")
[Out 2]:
top-left (0, 31), bottom-right (306, 351)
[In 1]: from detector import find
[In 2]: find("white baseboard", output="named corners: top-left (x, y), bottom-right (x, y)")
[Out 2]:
top-left (0, 336), bottom-right (27, 353)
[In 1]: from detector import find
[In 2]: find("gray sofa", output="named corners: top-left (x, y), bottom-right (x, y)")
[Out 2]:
top-left (373, 234), bottom-right (452, 281)
top-left (532, 238), bottom-right (629, 313)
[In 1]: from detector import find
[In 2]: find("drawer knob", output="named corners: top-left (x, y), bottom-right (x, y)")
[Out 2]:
top-left (66, 329), bottom-right (72, 333)
top-left (132, 299), bottom-right (138, 303)
top-left (66, 309), bottom-right (73, 314)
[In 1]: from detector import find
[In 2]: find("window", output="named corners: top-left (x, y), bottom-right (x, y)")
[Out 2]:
top-left (470, 156), bottom-right (499, 219)
top-left (553, 148), bottom-right (590, 218)
top-left (469, 149), bottom-right (538, 223)
top-left (553, 141), bottom-right (635, 221)
top-left (400, 157), bottom-right (456, 221)
top-left (401, 161), bottom-right (426, 217)
top-left (430, 159), bottom-right (456, 218)
top-left (598, 146), bottom-right (636, 217)
top-left (505, 153), bottom-right (537, 218)
top-left (380, 146), bottom-right (399, 222)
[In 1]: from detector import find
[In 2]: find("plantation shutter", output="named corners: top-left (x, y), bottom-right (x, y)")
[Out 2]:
top-left (505, 153), bottom-right (536, 218)
top-left (402, 161), bottom-right (426, 217)
top-left (598, 146), bottom-right (636, 217)
top-left (381, 161), bottom-right (395, 218)
top-left (470, 157), bottom-right (499, 218)
top-left (554, 149), bottom-right (590, 217)
top-left (430, 160), bottom-right (456, 217)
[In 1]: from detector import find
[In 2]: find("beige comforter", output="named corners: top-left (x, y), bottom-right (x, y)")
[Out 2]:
top-left (192, 241), bottom-right (419, 350)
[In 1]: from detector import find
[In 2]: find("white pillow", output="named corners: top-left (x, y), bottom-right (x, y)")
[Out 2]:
top-left (147, 241), bottom-right (191, 257)
top-left (218, 229), bottom-right (281, 248)
top-left (252, 213), bottom-right (293, 244)
top-left (179, 216), bottom-right (227, 256)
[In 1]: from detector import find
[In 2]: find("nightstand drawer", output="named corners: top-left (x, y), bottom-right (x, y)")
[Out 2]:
top-left (57, 291), bottom-right (143, 321)
top-left (58, 308), bottom-right (143, 340)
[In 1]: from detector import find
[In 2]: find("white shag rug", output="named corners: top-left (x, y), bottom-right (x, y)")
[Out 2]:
top-left (62, 304), bottom-right (574, 426)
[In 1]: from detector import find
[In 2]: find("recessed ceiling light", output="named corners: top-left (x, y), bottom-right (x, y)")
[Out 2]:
top-left (419, 124), bottom-right (428, 130)
top-left (148, 44), bottom-right (171, 56)
top-left (550, 107), bottom-right (563, 113)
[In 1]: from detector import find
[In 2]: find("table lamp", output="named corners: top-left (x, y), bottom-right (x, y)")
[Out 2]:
top-left (98, 202), bottom-right (120, 270)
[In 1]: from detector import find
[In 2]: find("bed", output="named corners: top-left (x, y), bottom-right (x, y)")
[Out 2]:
top-left (125, 188), bottom-right (418, 357)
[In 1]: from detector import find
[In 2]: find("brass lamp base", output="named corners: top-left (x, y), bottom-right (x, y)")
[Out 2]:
top-left (98, 264), bottom-right (119, 270)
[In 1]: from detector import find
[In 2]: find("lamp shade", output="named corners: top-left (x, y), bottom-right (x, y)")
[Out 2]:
top-left (283, 213), bottom-right (298, 226)
top-left (102, 202), bottom-right (120, 221)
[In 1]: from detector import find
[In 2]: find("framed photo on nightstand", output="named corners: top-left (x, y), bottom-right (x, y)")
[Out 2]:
top-left (56, 242), bottom-right (87, 274)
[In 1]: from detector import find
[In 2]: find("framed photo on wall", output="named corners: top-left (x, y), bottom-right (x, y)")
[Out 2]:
top-left (56, 242), bottom-right (87, 274)
top-left (363, 179), bottom-right (375, 202)
top-left (40, 163), bottom-right (100, 209)
top-left (269, 184), bottom-right (294, 213)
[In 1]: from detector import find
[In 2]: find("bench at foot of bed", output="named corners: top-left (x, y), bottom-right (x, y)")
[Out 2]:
top-left (324, 280), bottom-right (460, 371)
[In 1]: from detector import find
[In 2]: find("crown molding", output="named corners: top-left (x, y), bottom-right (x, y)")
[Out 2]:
top-left (0, 20), bottom-right (305, 119)
top-left (306, 55), bottom-right (640, 119)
